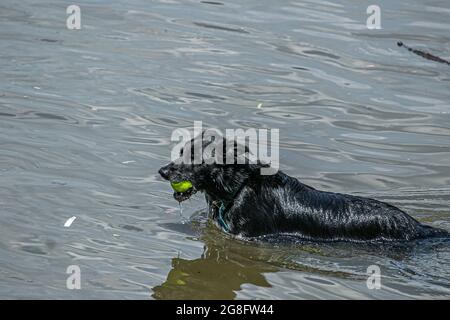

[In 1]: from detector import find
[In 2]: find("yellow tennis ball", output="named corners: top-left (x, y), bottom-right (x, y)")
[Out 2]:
top-left (170, 181), bottom-right (193, 193)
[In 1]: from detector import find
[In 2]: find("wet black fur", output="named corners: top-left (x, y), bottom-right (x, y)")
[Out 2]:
top-left (159, 133), bottom-right (448, 242)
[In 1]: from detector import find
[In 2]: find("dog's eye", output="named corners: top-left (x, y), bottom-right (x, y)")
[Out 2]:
top-left (179, 148), bottom-right (184, 157)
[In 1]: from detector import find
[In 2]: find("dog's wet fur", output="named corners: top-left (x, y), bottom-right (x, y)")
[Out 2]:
top-left (159, 132), bottom-right (449, 242)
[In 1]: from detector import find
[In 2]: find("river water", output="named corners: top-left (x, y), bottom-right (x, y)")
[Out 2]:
top-left (1, 0), bottom-right (450, 299)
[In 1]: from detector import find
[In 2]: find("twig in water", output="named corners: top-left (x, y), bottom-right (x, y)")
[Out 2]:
top-left (397, 41), bottom-right (450, 66)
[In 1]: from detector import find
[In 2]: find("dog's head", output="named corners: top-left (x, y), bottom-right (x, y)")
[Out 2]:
top-left (159, 130), bottom-right (268, 202)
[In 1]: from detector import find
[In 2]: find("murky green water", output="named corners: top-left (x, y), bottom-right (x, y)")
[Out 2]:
top-left (1, 0), bottom-right (450, 299)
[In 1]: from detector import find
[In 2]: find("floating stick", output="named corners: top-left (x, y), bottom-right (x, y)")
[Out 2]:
top-left (397, 41), bottom-right (450, 66)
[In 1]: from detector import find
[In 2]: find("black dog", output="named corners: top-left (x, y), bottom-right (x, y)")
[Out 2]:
top-left (159, 132), bottom-right (448, 242)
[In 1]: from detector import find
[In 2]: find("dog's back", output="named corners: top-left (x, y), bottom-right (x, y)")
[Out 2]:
top-left (239, 172), bottom-right (449, 241)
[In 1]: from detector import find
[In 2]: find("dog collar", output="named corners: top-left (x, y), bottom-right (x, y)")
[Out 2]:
top-left (211, 199), bottom-right (230, 232)
top-left (217, 202), bottom-right (230, 232)
top-left (214, 180), bottom-right (249, 233)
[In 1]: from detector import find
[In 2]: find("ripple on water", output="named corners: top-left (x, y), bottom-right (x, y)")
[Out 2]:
top-left (1, 0), bottom-right (450, 299)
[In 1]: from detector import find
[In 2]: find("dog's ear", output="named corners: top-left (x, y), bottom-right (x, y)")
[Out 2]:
top-left (189, 130), bottom-right (259, 165)
top-left (179, 129), bottom-right (223, 164)
top-left (199, 129), bottom-right (224, 164)
top-left (198, 134), bottom-right (246, 165)
top-left (221, 138), bottom-right (255, 165)
top-left (247, 161), bottom-right (270, 175)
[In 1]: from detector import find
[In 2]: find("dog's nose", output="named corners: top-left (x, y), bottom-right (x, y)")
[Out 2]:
top-left (158, 164), bottom-right (172, 180)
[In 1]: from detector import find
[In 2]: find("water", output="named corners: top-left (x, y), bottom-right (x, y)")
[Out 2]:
top-left (1, 0), bottom-right (450, 299)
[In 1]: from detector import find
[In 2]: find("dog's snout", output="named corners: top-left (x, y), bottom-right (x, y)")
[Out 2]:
top-left (158, 164), bottom-right (173, 180)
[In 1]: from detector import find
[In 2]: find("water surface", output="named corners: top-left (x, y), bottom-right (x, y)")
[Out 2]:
top-left (1, 0), bottom-right (450, 299)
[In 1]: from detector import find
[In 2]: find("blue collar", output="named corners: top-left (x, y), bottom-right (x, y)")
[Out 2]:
top-left (214, 180), bottom-right (249, 233)
top-left (217, 202), bottom-right (230, 232)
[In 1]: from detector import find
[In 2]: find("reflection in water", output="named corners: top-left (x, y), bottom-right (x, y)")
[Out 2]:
top-left (152, 224), bottom-right (278, 299)
top-left (152, 215), bottom-right (450, 300)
